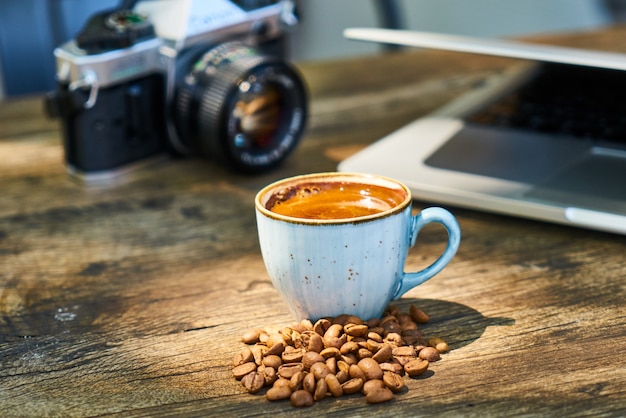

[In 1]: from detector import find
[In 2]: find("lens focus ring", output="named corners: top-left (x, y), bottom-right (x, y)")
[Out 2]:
top-left (197, 51), bottom-right (266, 162)
top-left (173, 41), bottom-right (308, 173)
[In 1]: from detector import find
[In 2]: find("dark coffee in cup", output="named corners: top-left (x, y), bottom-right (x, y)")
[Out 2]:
top-left (265, 180), bottom-right (407, 220)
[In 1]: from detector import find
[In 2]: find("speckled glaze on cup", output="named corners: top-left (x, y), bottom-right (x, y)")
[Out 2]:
top-left (255, 172), bottom-right (460, 321)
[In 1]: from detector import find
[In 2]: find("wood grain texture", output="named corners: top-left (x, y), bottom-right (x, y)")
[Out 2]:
top-left (1, 26), bottom-right (626, 417)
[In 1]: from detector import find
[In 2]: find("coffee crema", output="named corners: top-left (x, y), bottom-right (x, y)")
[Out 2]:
top-left (266, 181), bottom-right (406, 220)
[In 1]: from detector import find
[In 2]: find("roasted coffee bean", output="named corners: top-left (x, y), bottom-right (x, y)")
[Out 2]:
top-left (404, 358), bottom-right (429, 377)
top-left (302, 329), bottom-right (319, 346)
top-left (233, 347), bottom-right (254, 367)
top-left (258, 330), bottom-right (270, 344)
top-left (383, 371), bottom-right (405, 393)
top-left (281, 327), bottom-right (295, 345)
top-left (365, 317), bottom-right (381, 328)
top-left (362, 379), bottom-right (386, 396)
top-left (320, 347), bottom-right (341, 359)
top-left (342, 377), bottom-right (364, 395)
top-left (266, 333), bottom-right (285, 348)
top-left (325, 374), bottom-right (343, 398)
top-left (409, 305), bottom-right (429, 323)
top-left (297, 330), bottom-right (310, 349)
top-left (300, 319), bottom-right (314, 331)
top-left (341, 353), bottom-right (358, 366)
top-left (233, 362), bottom-right (257, 380)
top-left (353, 337), bottom-right (368, 346)
top-left (428, 337), bottom-right (449, 353)
top-left (262, 354), bottom-right (282, 369)
top-left (349, 363), bottom-right (367, 381)
top-left (313, 318), bottom-right (331, 336)
top-left (402, 335), bottom-right (422, 346)
top-left (302, 351), bottom-right (325, 370)
top-left (303, 372), bottom-right (316, 393)
top-left (290, 371), bottom-right (306, 391)
top-left (314, 377), bottom-right (327, 401)
top-left (300, 329), bottom-right (315, 345)
top-left (260, 365), bottom-right (277, 386)
top-left (273, 377), bottom-right (291, 389)
top-left (324, 323), bottom-right (343, 339)
top-left (379, 315), bottom-right (397, 328)
top-left (380, 361), bottom-right (404, 376)
top-left (372, 344), bottom-right (392, 363)
top-left (414, 343), bottom-right (427, 352)
top-left (266, 341), bottom-right (286, 356)
top-left (401, 329), bottom-right (423, 346)
top-left (332, 314), bottom-right (350, 325)
top-left (344, 315), bottom-right (364, 325)
top-left (382, 321), bottom-right (401, 335)
top-left (310, 362), bottom-right (331, 380)
top-left (250, 345), bottom-right (267, 366)
top-left (400, 320), bottom-right (418, 332)
top-left (290, 390), bottom-right (314, 407)
top-left (358, 357), bottom-right (383, 381)
top-left (368, 329), bottom-right (385, 340)
top-left (242, 371), bottom-right (265, 393)
top-left (340, 341), bottom-right (359, 355)
top-left (396, 313), bottom-right (413, 324)
top-left (266, 385), bottom-right (292, 401)
top-left (336, 369), bottom-right (349, 384)
top-left (337, 360), bottom-right (350, 374)
top-left (393, 355), bottom-right (413, 367)
top-left (365, 387), bottom-right (394, 404)
top-left (419, 346), bottom-right (441, 362)
top-left (344, 323), bottom-right (368, 337)
top-left (382, 318), bottom-right (401, 329)
top-left (278, 363), bottom-right (304, 379)
top-left (384, 332), bottom-right (404, 346)
top-left (392, 346), bottom-right (416, 358)
top-left (291, 333), bottom-right (306, 349)
top-left (326, 357), bottom-right (337, 374)
top-left (324, 335), bottom-right (345, 350)
top-left (367, 331), bottom-right (384, 343)
top-left (357, 347), bottom-right (373, 360)
top-left (366, 339), bottom-right (381, 352)
top-left (308, 333), bottom-right (324, 353)
top-left (242, 329), bottom-right (263, 344)
top-left (401, 328), bottom-right (422, 338)
top-left (282, 347), bottom-right (305, 363)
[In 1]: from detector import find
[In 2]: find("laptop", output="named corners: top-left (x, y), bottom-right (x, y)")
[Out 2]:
top-left (338, 28), bottom-right (626, 235)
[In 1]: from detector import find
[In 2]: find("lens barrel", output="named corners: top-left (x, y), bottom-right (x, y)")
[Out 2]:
top-left (174, 42), bottom-right (307, 173)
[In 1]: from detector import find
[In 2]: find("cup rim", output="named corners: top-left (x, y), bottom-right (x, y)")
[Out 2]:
top-left (255, 172), bottom-right (412, 225)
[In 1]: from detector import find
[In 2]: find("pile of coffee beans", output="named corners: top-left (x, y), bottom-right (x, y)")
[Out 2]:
top-left (231, 304), bottom-right (448, 406)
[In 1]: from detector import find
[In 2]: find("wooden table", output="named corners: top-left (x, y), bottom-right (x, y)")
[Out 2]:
top-left (1, 27), bottom-right (625, 417)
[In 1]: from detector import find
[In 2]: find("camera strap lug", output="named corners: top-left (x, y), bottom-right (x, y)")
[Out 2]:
top-left (69, 71), bottom-right (99, 109)
top-left (280, 1), bottom-right (299, 27)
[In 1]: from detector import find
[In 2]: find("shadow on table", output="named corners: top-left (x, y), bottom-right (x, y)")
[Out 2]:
top-left (392, 298), bottom-right (515, 351)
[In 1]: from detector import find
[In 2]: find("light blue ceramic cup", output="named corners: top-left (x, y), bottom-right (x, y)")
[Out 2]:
top-left (255, 172), bottom-right (460, 321)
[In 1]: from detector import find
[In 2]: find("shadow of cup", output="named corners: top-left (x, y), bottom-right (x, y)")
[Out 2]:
top-left (392, 298), bottom-right (515, 352)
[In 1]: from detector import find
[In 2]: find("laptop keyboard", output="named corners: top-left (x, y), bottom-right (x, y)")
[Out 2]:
top-left (467, 63), bottom-right (626, 145)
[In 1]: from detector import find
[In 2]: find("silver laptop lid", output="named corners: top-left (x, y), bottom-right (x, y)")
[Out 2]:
top-left (344, 28), bottom-right (626, 70)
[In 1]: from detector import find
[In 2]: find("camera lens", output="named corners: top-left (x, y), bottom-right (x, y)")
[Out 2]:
top-left (173, 42), bottom-right (307, 173)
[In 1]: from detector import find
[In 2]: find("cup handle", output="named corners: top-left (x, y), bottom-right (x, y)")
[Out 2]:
top-left (392, 207), bottom-right (461, 300)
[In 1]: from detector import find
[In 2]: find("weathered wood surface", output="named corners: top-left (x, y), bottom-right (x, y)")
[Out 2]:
top-left (1, 26), bottom-right (626, 417)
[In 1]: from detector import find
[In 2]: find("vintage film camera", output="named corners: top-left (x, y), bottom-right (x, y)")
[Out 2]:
top-left (45, 0), bottom-right (307, 180)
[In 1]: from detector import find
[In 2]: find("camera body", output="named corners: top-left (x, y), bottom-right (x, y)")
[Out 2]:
top-left (46, 0), bottom-right (307, 180)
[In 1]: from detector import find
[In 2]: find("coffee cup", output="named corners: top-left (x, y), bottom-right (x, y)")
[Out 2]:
top-left (255, 172), bottom-right (460, 321)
